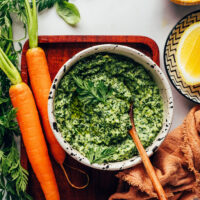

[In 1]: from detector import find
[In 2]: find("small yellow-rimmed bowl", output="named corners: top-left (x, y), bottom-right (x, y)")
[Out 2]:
top-left (170, 0), bottom-right (200, 5)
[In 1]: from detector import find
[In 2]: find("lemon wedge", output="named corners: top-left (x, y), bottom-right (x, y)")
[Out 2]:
top-left (176, 22), bottom-right (200, 85)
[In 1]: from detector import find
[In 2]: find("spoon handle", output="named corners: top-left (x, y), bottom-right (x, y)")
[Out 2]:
top-left (129, 127), bottom-right (167, 200)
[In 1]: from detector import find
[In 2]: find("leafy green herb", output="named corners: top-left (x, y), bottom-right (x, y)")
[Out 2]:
top-left (0, 0), bottom-right (26, 26)
top-left (0, 98), bottom-right (8, 105)
top-left (0, 0), bottom-right (26, 65)
top-left (36, 0), bottom-right (57, 12)
top-left (73, 76), bottom-right (113, 106)
top-left (36, 0), bottom-right (80, 25)
top-left (86, 147), bottom-right (117, 164)
top-left (0, 1), bottom-right (31, 199)
top-left (0, 108), bottom-right (17, 129)
top-left (0, 143), bottom-right (32, 200)
top-left (56, 0), bottom-right (80, 25)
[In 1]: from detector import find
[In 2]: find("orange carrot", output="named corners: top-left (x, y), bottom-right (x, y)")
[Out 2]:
top-left (25, 0), bottom-right (66, 166)
top-left (26, 40), bottom-right (89, 191)
top-left (26, 47), bottom-right (66, 165)
top-left (25, 0), bottom-right (89, 189)
top-left (0, 48), bottom-right (60, 200)
top-left (24, 0), bottom-right (66, 168)
top-left (10, 83), bottom-right (60, 200)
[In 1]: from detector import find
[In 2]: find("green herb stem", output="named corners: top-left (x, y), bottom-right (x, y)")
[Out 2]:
top-left (25, 0), bottom-right (38, 48)
top-left (0, 48), bottom-right (22, 85)
top-left (5, 23), bottom-right (13, 56)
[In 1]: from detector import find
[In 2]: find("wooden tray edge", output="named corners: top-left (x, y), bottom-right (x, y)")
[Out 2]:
top-left (20, 34), bottom-right (160, 181)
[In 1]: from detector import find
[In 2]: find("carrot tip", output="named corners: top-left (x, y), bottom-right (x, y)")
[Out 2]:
top-left (60, 163), bottom-right (89, 190)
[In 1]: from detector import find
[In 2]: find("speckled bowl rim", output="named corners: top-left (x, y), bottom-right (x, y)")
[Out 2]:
top-left (48, 44), bottom-right (173, 171)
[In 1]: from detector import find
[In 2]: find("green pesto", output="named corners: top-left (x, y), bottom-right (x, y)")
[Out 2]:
top-left (54, 53), bottom-right (163, 164)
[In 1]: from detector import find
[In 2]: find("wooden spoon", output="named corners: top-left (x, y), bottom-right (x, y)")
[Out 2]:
top-left (129, 103), bottom-right (167, 200)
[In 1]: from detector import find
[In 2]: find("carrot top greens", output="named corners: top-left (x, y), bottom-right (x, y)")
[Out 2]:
top-left (0, 1), bottom-right (30, 199)
top-left (0, 4), bottom-right (31, 198)
top-left (0, 48), bottom-right (22, 85)
top-left (24, 0), bottom-right (38, 48)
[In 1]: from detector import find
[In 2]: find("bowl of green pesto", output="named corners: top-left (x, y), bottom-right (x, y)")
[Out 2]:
top-left (48, 44), bottom-right (173, 171)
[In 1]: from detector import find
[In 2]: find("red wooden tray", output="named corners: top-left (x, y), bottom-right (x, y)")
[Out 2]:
top-left (21, 35), bottom-right (160, 200)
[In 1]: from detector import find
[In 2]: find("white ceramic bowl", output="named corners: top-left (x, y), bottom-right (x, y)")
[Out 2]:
top-left (48, 44), bottom-right (173, 171)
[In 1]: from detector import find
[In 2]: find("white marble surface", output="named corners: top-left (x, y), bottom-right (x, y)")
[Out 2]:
top-left (13, 0), bottom-right (200, 131)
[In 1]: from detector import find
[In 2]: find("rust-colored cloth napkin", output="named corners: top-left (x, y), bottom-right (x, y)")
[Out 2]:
top-left (109, 106), bottom-right (200, 200)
